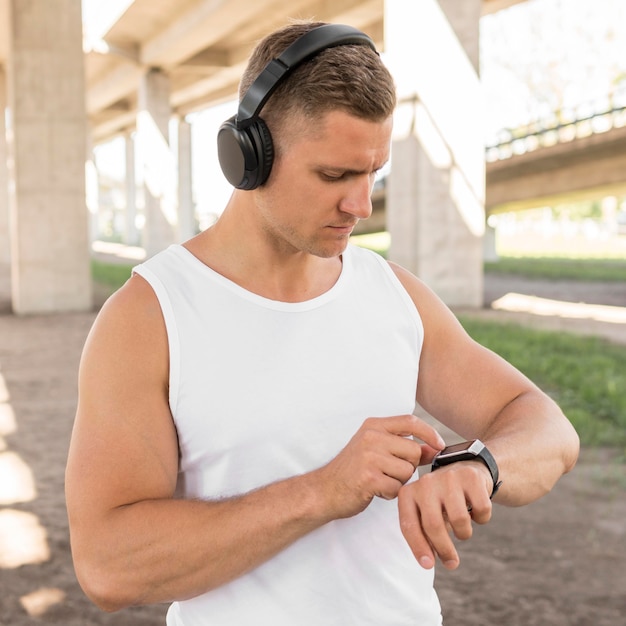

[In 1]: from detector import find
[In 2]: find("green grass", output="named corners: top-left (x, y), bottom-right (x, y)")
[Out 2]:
top-left (352, 231), bottom-right (626, 281)
top-left (459, 316), bottom-right (626, 450)
top-left (350, 232), bottom-right (390, 258)
top-left (91, 259), bottom-right (135, 288)
top-left (485, 256), bottom-right (626, 282)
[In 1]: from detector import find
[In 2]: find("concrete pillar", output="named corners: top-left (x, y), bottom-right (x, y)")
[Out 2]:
top-left (124, 131), bottom-right (139, 245)
top-left (0, 65), bottom-right (11, 308)
top-left (385, 0), bottom-right (485, 307)
top-left (6, 0), bottom-right (92, 314)
top-left (85, 130), bottom-right (99, 245)
top-left (137, 68), bottom-right (176, 257)
top-left (177, 118), bottom-right (195, 242)
top-left (483, 223), bottom-right (499, 262)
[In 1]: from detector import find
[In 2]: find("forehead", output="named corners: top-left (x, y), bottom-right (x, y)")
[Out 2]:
top-left (291, 109), bottom-right (392, 164)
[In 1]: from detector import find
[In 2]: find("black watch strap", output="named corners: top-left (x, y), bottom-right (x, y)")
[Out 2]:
top-left (431, 440), bottom-right (502, 498)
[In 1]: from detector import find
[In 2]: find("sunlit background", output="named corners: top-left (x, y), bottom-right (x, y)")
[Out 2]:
top-left (84, 0), bottom-right (626, 249)
top-left (1, 0), bottom-right (625, 619)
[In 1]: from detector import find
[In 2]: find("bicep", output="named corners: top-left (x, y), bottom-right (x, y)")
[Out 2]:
top-left (417, 323), bottom-right (535, 439)
top-left (66, 276), bottom-right (179, 521)
top-left (389, 262), bottom-right (535, 438)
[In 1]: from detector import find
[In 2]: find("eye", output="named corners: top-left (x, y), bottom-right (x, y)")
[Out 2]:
top-left (320, 171), bottom-right (345, 182)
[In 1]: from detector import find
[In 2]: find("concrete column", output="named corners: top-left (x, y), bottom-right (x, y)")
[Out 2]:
top-left (124, 131), bottom-right (139, 245)
top-left (483, 223), bottom-right (499, 262)
top-left (85, 130), bottom-right (99, 245)
top-left (177, 118), bottom-right (195, 242)
top-left (6, 0), bottom-right (92, 314)
top-left (385, 0), bottom-right (485, 307)
top-left (137, 68), bottom-right (176, 257)
top-left (0, 65), bottom-right (11, 308)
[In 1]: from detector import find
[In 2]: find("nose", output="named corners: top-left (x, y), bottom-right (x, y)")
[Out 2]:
top-left (338, 175), bottom-right (374, 220)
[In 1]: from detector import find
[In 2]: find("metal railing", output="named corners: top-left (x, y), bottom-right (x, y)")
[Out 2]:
top-left (485, 85), bottom-right (626, 162)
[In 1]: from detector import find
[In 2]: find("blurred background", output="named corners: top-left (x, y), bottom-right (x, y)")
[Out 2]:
top-left (0, 2), bottom-right (625, 624)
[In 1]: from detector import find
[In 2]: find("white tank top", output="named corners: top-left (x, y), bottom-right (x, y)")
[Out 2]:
top-left (134, 243), bottom-right (442, 626)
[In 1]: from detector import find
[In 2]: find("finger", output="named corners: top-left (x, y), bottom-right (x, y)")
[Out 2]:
top-left (397, 486), bottom-right (437, 570)
top-left (379, 452), bottom-right (419, 487)
top-left (459, 462), bottom-right (494, 525)
top-left (384, 434), bottom-right (426, 470)
top-left (467, 490), bottom-right (493, 526)
top-left (418, 501), bottom-right (460, 570)
top-left (378, 415), bottom-right (446, 451)
top-left (416, 443), bottom-right (443, 466)
top-left (443, 494), bottom-right (474, 542)
top-left (374, 474), bottom-right (405, 500)
top-left (381, 432), bottom-right (442, 472)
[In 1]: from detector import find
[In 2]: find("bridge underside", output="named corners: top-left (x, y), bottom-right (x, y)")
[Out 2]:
top-left (356, 121), bottom-right (626, 237)
top-left (5, 0), bottom-right (622, 314)
top-left (486, 124), bottom-right (626, 213)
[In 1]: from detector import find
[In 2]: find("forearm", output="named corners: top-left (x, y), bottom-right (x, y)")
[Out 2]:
top-left (72, 470), bottom-right (331, 611)
top-left (476, 389), bottom-right (579, 507)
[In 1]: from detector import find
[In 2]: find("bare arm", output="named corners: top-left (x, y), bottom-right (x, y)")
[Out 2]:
top-left (66, 274), bottom-right (445, 611)
top-left (389, 263), bottom-right (579, 567)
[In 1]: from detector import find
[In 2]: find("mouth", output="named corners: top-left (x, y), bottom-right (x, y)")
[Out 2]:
top-left (328, 222), bottom-right (358, 234)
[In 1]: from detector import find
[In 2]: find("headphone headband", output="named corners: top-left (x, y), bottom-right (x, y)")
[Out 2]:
top-left (237, 24), bottom-right (377, 125)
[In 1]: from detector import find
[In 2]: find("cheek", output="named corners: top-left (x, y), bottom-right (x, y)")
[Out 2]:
top-left (266, 162), bottom-right (326, 207)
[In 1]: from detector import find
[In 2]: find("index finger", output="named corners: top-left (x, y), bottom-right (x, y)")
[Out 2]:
top-left (380, 414), bottom-right (446, 451)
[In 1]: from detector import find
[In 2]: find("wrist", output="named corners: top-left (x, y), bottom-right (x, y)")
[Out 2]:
top-left (431, 439), bottom-right (502, 498)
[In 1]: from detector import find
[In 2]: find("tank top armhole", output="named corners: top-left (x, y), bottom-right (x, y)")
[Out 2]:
top-left (365, 250), bottom-right (425, 355)
top-left (132, 265), bottom-right (181, 416)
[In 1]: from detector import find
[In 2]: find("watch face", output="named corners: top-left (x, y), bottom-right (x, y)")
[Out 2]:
top-left (440, 441), bottom-right (476, 455)
top-left (436, 440), bottom-right (485, 459)
top-left (432, 440), bottom-right (499, 496)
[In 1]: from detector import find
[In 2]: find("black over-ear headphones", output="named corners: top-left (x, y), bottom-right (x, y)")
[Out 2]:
top-left (217, 24), bottom-right (377, 190)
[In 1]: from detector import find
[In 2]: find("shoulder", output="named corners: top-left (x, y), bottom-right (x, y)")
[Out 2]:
top-left (386, 260), bottom-right (470, 346)
top-left (94, 272), bottom-right (164, 337)
top-left (81, 273), bottom-right (169, 389)
top-left (386, 261), bottom-right (444, 315)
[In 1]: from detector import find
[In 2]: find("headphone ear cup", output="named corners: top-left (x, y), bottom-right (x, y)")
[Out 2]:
top-left (250, 118), bottom-right (274, 188)
top-left (217, 116), bottom-right (274, 190)
top-left (217, 116), bottom-right (251, 189)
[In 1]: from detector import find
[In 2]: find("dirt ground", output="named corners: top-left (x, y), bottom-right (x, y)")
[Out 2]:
top-left (0, 275), bottom-right (624, 625)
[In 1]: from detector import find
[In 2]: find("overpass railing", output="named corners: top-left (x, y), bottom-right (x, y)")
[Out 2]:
top-left (485, 85), bottom-right (626, 162)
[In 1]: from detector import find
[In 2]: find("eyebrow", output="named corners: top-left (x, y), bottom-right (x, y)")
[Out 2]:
top-left (316, 162), bottom-right (388, 176)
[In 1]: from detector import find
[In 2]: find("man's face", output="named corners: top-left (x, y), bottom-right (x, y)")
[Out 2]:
top-left (253, 109), bottom-right (393, 259)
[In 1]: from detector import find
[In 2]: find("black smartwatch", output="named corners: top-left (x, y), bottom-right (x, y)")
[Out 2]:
top-left (431, 439), bottom-right (502, 498)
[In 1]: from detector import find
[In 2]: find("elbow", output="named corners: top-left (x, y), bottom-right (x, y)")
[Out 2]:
top-left (73, 558), bottom-right (139, 613)
top-left (78, 575), bottom-right (132, 613)
top-left (561, 419), bottom-right (580, 476)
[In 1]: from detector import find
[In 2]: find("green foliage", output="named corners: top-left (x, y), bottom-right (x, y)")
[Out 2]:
top-left (551, 200), bottom-right (602, 221)
top-left (91, 260), bottom-right (135, 288)
top-left (350, 232), bottom-right (390, 258)
top-left (485, 256), bottom-right (626, 282)
top-left (459, 317), bottom-right (626, 449)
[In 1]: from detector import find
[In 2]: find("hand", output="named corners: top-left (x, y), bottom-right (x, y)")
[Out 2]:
top-left (397, 461), bottom-right (494, 570)
top-left (316, 415), bottom-right (445, 520)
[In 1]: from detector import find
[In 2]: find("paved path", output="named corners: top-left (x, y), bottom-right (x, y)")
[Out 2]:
top-left (455, 272), bottom-right (626, 346)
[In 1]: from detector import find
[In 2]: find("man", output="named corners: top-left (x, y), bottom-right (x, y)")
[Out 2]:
top-left (66, 21), bottom-right (579, 625)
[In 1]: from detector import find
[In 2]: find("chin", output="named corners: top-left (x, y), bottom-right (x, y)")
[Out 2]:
top-left (312, 241), bottom-right (349, 259)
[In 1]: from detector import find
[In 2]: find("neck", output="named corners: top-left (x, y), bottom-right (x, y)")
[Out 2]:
top-left (184, 193), bottom-right (344, 302)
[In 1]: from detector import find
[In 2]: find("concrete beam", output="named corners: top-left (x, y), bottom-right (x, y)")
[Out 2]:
top-left (481, 0), bottom-right (526, 15)
top-left (486, 125), bottom-right (626, 211)
top-left (86, 62), bottom-right (144, 115)
top-left (140, 0), bottom-right (268, 69)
